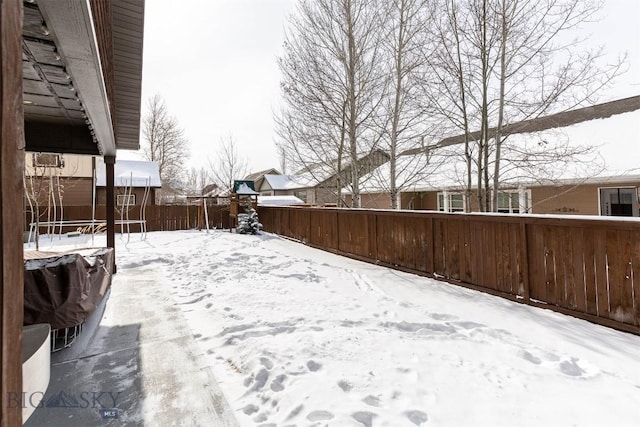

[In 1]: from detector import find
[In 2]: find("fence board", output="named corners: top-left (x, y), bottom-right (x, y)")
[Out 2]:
top-left (583, 229), bottom-right (598, 316)
top-left (619, 231), bottom-right (635, 324)
top-left (447, 219), bottom-right (461, 281)
top-left (632, 230), bottom-right (640, 326)
top-left (572, 228), bottom-right (587, 313)
top-left (594, 230), bottom-right (609, 318)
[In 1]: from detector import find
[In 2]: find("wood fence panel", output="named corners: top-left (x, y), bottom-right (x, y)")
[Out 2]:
top-left (311, 209), bottom-right (337, 251)
top-left (338, 211), bottom-right (370, 258)
top-left (475, 221), bottom-right (495, 291)
top-left (594, 229), bottom-right (609, 318)
top-left (367, 212), bottom-right (377, 260)
top-left (509, 223), bottom-right (521, 296)
top-left (583, 229), bottom-right (598, 316)
top-left (281, 208), bottom-right (291, 237)
top-left (571, 228), bottom-right (587, 313)
top-left (375, 213), bottom-right (394, 266)
top-left (632, 230), bottom-right (640, 326)
top-left (460, 219), bottom-right (472, 283)
top-left (447, 219), bottom-right (461, 281)
top-left (468, 220), bottom-right (482, 288)
top-left (618, 230), bottom-right (635, 325)
top-left (528, 224), bottom-right (545, 302)
top-left (432, 218), bottom-right (445, 277)
top-left (607, 230), bottom-right (634, 324)
top-left (289, 208), bottom-right (310, 242)
top-left (606, 230), bottom-right (623, 322)
top-left (257, 206), bottom-right (640, 333)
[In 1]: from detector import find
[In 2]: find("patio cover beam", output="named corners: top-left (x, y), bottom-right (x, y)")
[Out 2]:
top-left (1, 0), bottom-right (25, 425)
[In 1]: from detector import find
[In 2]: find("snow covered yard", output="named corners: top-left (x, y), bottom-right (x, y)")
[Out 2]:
top-left (42, 230), bottom-right (640, 426)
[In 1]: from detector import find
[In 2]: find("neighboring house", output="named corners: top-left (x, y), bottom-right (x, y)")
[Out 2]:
top-left (290, 149), bottom-right (391, 206)
top-left (24, 153), bottom-right (95, 206)
top-left (245, 168), bottom-right (281, 193)
top-left (399, 175), bottom-right (640, 217)
top-left (95, 159), bottom-right (161, 206)
top-left (24, 154), bottom-right (161, 208)
top-left (258, 174), bottom-right (314, 202)
top-left (349, 96), bottom-right (640, 217)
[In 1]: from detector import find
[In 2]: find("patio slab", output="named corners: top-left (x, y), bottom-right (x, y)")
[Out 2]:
top-left (25, 260), bottom-right (238, 427)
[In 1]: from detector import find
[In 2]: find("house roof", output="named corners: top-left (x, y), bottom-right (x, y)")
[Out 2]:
top-left (245, 168), bottom-right (281, 181)
top-left (202, 183), bottom-right (220, 197)
top-left (402, 95), bottom-right (640, 156)
top-left (355, 105), bottom-right (640, 194)
top-left (257, 195), bottom-right (305, 206)
top-left (263, 174), bottom-right (315, 190)
top-left (293, 149), bottom-right (391, 188)
top-left (96, 160), bottom-right (161, 187)
top-left (235, 183), bottom-right (259, 195)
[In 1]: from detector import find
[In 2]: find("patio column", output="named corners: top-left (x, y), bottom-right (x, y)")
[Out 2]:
top-left (518, 186), bottom-right (529, 214)
top-left (1, 0), bottom-right (24, 425)
top-left (105, 155), bottom-right (116, 273)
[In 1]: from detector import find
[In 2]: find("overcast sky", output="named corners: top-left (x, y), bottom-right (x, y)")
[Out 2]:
top-left (132, 0), bottom-right (640, 175)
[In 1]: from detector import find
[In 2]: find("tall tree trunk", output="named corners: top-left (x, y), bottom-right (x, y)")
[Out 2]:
top-left (492, 0), bottom-right (508, 212)
top-left (346, 0), bottom-right (360, 208)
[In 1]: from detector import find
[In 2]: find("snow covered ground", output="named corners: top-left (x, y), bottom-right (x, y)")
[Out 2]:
top-left (31, 230), bottom-right (640, 426)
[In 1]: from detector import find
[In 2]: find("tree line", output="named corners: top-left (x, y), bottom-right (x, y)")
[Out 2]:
top-left (275, 0), bottom-right (624, 211)
top-left (142, 94), bottom-right (248, 203)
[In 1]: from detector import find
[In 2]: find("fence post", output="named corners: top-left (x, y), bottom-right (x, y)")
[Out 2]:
top-left (428, 216), bottom-right (435, 274)
top-left (520, 217), bottom-right (531, 303)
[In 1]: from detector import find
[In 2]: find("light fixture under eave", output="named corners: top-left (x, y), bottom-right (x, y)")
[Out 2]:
top-left (23, 100), bottom-right (33, 105)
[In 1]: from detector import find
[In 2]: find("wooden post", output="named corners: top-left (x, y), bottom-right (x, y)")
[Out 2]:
top-left (520, 218), bottom-right (531, 303)
top-left (1, 0), bottom-right (24, 425)
top-left (104, 155), bottom-right (116, 273)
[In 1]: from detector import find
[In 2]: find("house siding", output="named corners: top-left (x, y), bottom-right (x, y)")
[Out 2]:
top-left (347, 193), bottom-right (393, 209)
top-left (400, 180), bottom-right (640, 216)
top-left (24, 176), bottom-right (94, 206)
top-left (25, 153), bottom-right (94, 178)
top-left (531, 181), bottom-right (639, 215)
top-left (96, 187), bottom-right (156, 206)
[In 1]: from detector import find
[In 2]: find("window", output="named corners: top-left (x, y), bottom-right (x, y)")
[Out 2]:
top-left (496, 190), bottom-right (530, 214)
top-left (599, 187), bottom-right (638, 217)
top-left (33, 153), bottom-right (64, 168)
top-left (117, 194), bottom-right (136, 206)
top-left (437, 192), bottom-right (465, 212)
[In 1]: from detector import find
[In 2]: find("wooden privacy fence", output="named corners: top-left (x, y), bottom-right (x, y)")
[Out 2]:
top-left (259, 206), bottom-right (640, 335)
top-left (25, 204), bottom-right (231, 233)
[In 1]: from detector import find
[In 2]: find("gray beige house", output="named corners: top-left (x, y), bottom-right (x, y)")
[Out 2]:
top-left (24, 154), bottom-right (160, 208)
top-left (351, 96), bottom-right (640, 217)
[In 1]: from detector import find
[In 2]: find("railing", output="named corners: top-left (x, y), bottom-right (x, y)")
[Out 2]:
top-left (25, 205), bottom-right (231, 234)
top-left (259, 206), bottom-right (640, 335)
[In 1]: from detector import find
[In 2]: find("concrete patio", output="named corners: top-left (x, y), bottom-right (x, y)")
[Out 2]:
top-left (25, 259), bottom-right (239, 426)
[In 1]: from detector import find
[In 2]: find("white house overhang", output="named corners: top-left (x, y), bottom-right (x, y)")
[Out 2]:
top-left (23, 0), bottom-right (144, 156)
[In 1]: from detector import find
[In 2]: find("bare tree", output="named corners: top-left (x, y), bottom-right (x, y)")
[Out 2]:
top-left (377, 0), bottom-right (436, 208)
top-left (142, 94), bottom-right (189, 196)
top-left (276, 0), bottom-right (387, 207)
top-left (208, 135), bottom-right (248, 194)
top-left (182, 166), bottom-right (211, 196)
top-left (426, 0), bottom-right (625, 211)
top-left (23, 154), bottom-right (83, 249)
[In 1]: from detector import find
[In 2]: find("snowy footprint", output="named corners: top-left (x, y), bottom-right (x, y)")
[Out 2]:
top-left (306, 410), bottom-right (335, 421)
top-left (405, 410), bottom-right (429, 426)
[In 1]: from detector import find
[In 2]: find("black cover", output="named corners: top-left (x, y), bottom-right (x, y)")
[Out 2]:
top-left (23, 248), bottom-right (114, 330)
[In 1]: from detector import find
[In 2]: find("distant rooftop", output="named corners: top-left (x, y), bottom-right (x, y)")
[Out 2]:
top-left (96, 159), bottom-right (161, 187)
